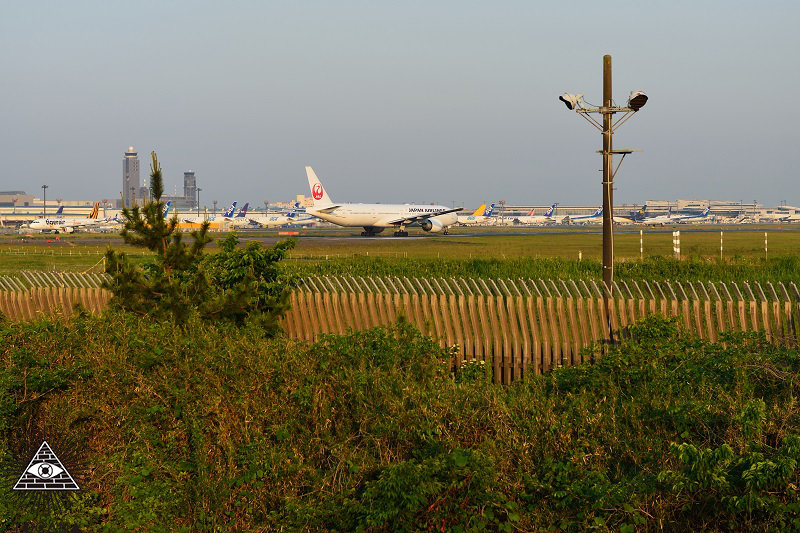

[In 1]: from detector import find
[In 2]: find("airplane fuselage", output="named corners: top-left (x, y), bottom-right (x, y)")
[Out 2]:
top-left (29, 218), bottom-right (97, 232)
top-left (309, 203), bottom-right (457, 229)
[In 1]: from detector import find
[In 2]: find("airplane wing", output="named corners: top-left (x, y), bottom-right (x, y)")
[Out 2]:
top-left (384, 207), bottom-right (463, 226)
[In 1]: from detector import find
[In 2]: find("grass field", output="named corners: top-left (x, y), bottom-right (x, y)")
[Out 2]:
top-left (0, 225), bottom-right (798, 278)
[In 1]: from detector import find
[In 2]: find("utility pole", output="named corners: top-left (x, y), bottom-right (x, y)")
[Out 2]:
top-left (41, 185), bottom-right (48, 217)
top-left (213, 200), bottom-right (218, 217)
top-left (601, 55), bottom-right (614, 290)
top-left (559, 55), bottom-right (647, 338)
top-left (197, 188), bottom-right (202, 217)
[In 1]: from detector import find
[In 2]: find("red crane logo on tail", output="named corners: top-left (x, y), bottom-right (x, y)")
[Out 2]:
top-left (312, 183), bottom-right (324, 201)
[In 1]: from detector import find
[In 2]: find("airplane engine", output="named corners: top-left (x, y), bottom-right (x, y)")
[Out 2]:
top-left (64, 226), bottom-right (74, 233)
top-left (420, 218), bottom-right (445, 233)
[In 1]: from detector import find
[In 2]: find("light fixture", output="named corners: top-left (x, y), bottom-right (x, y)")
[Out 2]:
top-left (558, 93), bottom-right (584, 110)
top-left (627, 90), bottom-right (648, 111)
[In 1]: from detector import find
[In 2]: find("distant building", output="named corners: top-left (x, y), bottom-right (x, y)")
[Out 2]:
top-left (0, 191), bottom-right (35, 207)
top-left (295, 194), bottom-right (314, 208)
top-left (183, 171), bottom-right (197, 209)
top-left (122, 146), bottom-right (140, 207)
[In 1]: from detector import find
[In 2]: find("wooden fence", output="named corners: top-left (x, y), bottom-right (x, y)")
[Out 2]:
top-left (0, 271), bottom-right (108, 290)
top-left (283, 276), bottom-right (800, 383)
top-left (2, 275), bottom-right (799, 384)
top-left (0, 286), bottom-right (112, 320)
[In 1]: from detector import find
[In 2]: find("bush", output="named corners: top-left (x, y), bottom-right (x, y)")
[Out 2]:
top-left (1, 313), bottom-right (800, 530)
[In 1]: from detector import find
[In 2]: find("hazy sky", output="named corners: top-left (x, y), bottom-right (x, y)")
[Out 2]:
top-left (1, 1), bottom-right (798, 208)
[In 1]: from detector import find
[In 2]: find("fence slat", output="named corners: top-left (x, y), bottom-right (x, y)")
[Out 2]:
top-left (486, 295), bottom-right (502, 383)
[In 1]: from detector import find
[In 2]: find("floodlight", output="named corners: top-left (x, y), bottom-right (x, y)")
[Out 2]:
top-left (558, 93), bottom-right (583, 110)
top-left (627, 90), bottom-right (648, 111)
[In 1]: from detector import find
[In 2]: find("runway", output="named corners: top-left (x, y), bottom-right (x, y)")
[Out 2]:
top-left (3, 223), bottom-right (800, 248)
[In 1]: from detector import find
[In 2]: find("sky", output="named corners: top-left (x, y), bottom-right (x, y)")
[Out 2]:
top-left (1, 1), bottom-right (798, 208)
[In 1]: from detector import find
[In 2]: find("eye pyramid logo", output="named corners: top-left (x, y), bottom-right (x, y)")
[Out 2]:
top-left (13, 441), bottom-right (79, 491)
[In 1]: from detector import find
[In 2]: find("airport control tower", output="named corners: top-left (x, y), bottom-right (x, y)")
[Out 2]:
top-left (122, 146), bottom-right (140, 207)
top-left (183, 171), bottom-right (197, 209)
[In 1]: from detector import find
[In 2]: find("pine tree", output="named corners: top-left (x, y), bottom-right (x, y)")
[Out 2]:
top-left (104, 152), bottom-right (293, 331)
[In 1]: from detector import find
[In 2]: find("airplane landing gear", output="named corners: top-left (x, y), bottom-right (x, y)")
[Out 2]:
top-left (361, 227), bottom-right (383, 237)
top-left (393, 230), bottom-right (409, 237)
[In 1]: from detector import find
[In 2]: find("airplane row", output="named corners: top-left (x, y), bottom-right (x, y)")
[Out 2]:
top-left (23, 199), bottom-right (316, 233)
top-left (21, 167), bottom-right (721, 236)
top-left (457, 204), bottom-right (713, 227)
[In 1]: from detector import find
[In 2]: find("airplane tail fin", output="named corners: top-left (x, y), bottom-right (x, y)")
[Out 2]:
top-left (223, 202), bottom-right (237, 218)
top-left (594, 207), bottom-right (603, 217)
top-left (484, 203), bottom-right (496, 217)
top-left (306, 167), bottom-right (333, 207)
top-left (237, 203), bottom-right (249, 217)
top-left (287, 202), bottom-right (302, 219)
top-left (55, 205), bottom-right (64, 216)
top-left (88, 202), bottom-right (100, 219)
top-left (470, 204), bottom-right (486, 217)
top-left (163, 201), bottom-right (173, 219)
top-left (544, 204), bottom-right (556, 217)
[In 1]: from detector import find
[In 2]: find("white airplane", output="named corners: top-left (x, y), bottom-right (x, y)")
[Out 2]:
top-left (304, 167), bottom-right (462, 236)
top-left (675, 206), bottom-right (711, 224)
top-left (458, 203), bottom-right (496, 225)
top-left (569, 207), bottom-right (603, 224)
top-left (183, 202), bottom-right (237, 224)
top-left (29, 202), bottom-right (101, 233)
top-left (515, 204), bottom-right (559, 225)
top-left (228, 203), bottom-right (253, 228)
top-left (250, 202), bottom-right (316, 227)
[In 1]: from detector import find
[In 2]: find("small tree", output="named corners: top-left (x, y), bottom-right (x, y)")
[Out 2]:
top-left (104, 152), bottom-right (294, 332)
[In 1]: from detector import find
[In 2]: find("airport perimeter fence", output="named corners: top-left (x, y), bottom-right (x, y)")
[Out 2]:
top-left (0, 271), bottom-right (109, 291)
top-left (284, 276), bottom-right (800, 383)
top-left (0, 286), bottom-right (111, 320)
top-left (2, 273), bottom-right (799, 384)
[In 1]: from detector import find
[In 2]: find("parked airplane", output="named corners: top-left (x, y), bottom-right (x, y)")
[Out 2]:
top-left (675, 206), bottom-right (711, 223)
top-left (305, 167), bottom-right (462, 236)
top-left (250, 202), bottom-right (307, 227)
top-left (569, 207), bottom-right (603, 224)
top-left (457, 204), bottom-right (486, 225)
top-left (457, 203), bottom-right (495, 225)
top-left (183, 202), bottom-right (237, 224)
top-left (29, 202), bottom-right (101, 233)
top-left (228, 203), bottom-right (252, 228)
top-left (515, 204), bottom-right (559, 225)
top-left (640, 207), bottom-right (678, 226)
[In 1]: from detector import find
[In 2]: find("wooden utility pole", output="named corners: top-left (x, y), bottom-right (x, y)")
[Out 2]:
top-left (559, 55), bottom-right (647, 339)
top-left (601, 55), bottom-right (614, 293)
